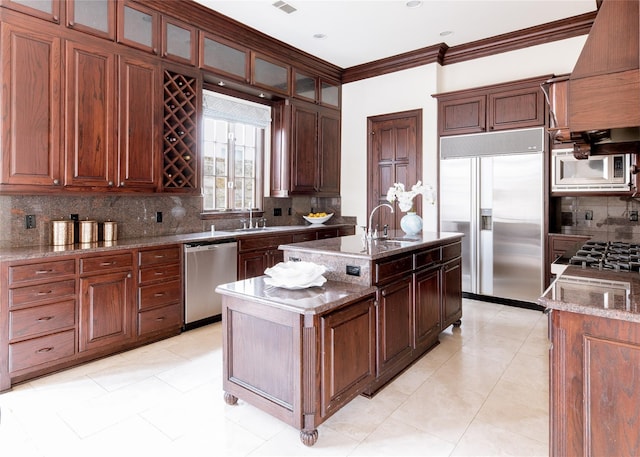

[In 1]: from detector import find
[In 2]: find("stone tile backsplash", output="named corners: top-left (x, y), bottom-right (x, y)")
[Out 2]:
top-left (0, 194), bottom-right (352, 248)
top-left (556, 196), bottom-right (640, 241)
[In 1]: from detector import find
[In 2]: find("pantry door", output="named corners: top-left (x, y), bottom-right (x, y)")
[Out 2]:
top-left (367, 109), bottom-right (422, 232)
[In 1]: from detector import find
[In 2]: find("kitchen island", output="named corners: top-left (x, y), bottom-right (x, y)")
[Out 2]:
top-left (216, 231), bottom-right (463, 445)
top-left (540, 265), bottom-right (640, 456)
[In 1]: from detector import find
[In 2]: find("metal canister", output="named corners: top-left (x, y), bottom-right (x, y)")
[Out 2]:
top-left (103, 220), bottom-right (118, 242)
top-left (79, 219), bottom-right (98, 244)
top-left (51, 220), bottom-right (74, 246)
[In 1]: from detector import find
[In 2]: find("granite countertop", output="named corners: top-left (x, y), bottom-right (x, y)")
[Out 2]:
top-left (540, 265), bottom-right (640, 323)
top-left (216, 276), bottom-right (377, 315)
top-left (280, 231), bottom-right (463, 261)
top-left (0, 224), bottom-right (354, 262)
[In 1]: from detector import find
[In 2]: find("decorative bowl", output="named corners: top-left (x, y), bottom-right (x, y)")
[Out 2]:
top-left (302, 213), bottom-right (333, 225)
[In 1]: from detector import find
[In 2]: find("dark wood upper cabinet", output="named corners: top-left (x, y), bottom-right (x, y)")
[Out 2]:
top-left (0, 0), bottom-right (60, 22)
top-left (66, 0), bottom-right (115, 40)
top-left (434, 75), bottom-right (550, 136)
top-left (64, 40), bottom-right (116, 188)
top-left (320, 79), bottom-right (340, 108)
top-left (199, 32), bottom-right (249, 83)
top-left (0, 21), bottom-right (62, 188)
top-left (117, 1), bottom-right (159, 55)
top-left (293, 69), bottom-right (317, 102)
top-left (161, 15), bottom-right (196, 66)
top-left (251, 52), bottom-right (290, 96)
top-left (118, 54), bottom-right (160, 190)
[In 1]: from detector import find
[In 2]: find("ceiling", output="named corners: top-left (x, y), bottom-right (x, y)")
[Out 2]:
top-left (193, 0), bottom-right (597, 69)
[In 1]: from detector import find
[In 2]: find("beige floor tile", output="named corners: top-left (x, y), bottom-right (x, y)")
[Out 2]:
top-left (0, 299), bottom-right (551, 456)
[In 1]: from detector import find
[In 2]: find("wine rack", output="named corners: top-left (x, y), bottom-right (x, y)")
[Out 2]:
top-left (162, 70), bottom-right (198, 190)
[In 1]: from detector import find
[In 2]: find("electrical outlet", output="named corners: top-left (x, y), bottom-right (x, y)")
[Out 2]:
top-left (346, 265), bottom-right (361, 276)
top-left (630, 211), bottom-right (638, 222)
top-left (25, 214), bottom-right (36, 229)
top-left (288, 207), bottom-right (292, 216)
top-left (156, 211), bottom-right (163, 223)
top-left (274, 208), bottom-right (282, 216)
top-left (585, 210), bottom-right (593, 221)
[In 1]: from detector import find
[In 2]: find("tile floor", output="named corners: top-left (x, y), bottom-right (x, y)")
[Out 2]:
top-left (0, 299), bottom-right (549, 457)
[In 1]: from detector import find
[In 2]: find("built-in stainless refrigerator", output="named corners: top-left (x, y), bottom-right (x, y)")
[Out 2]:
top-left (440, 127), bottom-right (544, 303)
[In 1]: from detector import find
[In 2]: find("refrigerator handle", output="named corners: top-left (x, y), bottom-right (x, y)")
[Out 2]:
top-left (480, 209), bottom-right (492, 231)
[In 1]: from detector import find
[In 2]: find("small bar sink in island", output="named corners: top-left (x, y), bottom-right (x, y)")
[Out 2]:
top-left (215, 230), bottom-right (463, 446)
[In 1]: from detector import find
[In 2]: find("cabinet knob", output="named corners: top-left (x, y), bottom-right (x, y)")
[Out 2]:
top-left (152, 48), bottom-right (158, 55)
top-left (69, 21), bottom-right (75, 26)
top-left (127, 273), bottom-right (132, 279)
top-left (120, 181), bottom-right (125, 186)
top-left (53, 179), bottom-right (60, 185)
top-left (108, 180), bottom-right (114, 187)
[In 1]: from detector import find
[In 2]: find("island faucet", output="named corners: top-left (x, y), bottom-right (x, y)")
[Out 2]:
top-left (247, 208), bottom-right (253, 229)
top-left (366, 203), bottom-right (394, 240)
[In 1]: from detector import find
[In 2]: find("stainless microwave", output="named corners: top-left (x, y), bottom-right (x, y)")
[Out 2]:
top-left (551, 148), bottom-right (631, 193)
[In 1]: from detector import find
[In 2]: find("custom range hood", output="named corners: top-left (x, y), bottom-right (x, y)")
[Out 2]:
top-left (568, 0), bottom-right (640, 154)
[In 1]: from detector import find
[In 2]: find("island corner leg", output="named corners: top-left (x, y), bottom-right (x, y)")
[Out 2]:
top-left (453, 319), bottom-right (462, 327)
top-left (223, 392), bottom-right (238, 405)
top-left (300, 429), bottom-right (318, 446)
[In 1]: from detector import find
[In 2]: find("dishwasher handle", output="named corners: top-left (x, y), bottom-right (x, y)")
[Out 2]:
top-left (184, 240), bottom-right (237, 252)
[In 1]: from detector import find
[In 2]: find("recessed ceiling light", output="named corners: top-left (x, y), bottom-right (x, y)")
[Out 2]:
top-left (406, 1), bottom-right (422, 8)
top-left (440, 30), bottom-right (453, 37)
top-left (313, 33), bottom-right (327, 40)
top-left (218, 81), bottom-right (226, 86)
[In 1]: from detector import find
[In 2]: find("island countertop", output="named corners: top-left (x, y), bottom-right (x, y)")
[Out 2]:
top-left (216, 276), bottom-right (376, 315)
top-left (279, 230), bottom-right (463, 261)
top-left (539, 265), bottom-right (640, 323)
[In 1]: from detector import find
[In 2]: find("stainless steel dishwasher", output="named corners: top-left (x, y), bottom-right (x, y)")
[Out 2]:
top-left (184, 239), bottom-right (237, 329)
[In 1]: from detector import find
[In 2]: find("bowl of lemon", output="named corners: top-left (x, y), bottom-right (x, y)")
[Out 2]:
top-left (302, 212), bottom-right (333, 225)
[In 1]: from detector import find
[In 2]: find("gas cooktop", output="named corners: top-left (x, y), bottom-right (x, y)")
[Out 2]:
top-left (569, 241), bottom-right (640, 272)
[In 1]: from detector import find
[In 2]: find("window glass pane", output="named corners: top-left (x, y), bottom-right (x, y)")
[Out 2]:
top-left (295, 72), bottom-right (316, 100)
top-left (203, 37), bottom-right (246, 78)
top-left (166, 23), bottom-right (191, 59)
top-left (254, 57), bottom-right (288, 92)
top-left (12, 0), bottom-right (52, 14)
top-left (124, 6), bottom-right (153, 48)
top-left (321, 81), bottom-right (339, 106)
top-left (74, 0), bottom-right (109, 32)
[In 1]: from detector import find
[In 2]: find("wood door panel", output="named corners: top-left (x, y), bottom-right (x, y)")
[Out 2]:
top-left (376, 276), bottom-right (413, 375)
top-left (1, 22), bottom-right (61, 186)
top-left (65, 41), bottom-right (115, 187)
top-left (414, 267), bottom-right (441, 352)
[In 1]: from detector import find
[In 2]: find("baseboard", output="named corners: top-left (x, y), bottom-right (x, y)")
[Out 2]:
top-left (462, 292), bottom-right (545, 312)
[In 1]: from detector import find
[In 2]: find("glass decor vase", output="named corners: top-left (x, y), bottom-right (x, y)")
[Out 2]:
top-left (400, 212), bottom-right (423, 236)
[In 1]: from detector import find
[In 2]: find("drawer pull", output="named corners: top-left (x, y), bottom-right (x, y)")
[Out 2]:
top-left (37, 316), bottom-right (54, 322)
top-left (154, 255), bottom-right (165, 259)
top-left (154, 292), bottom-right (165, 297)
top-left (156, 316), bottom-right (166, 321)
top-left (35, 269), bottom-right (54, 275)
top-left (100, 261), bottom-right (116, 266)
top-left (36, 347), bottom-right (54, 353)
top-left (37, 290), bottom-right (53, 296)
top-left (154, 272), bottom-right (165, 276)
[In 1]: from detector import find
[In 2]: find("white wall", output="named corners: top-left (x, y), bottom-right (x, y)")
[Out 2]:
top-left (341, 35), bottom-right (587, 233)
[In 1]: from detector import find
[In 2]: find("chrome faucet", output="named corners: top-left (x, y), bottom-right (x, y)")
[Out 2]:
top-left (366, 203), bottom-right (394, 240)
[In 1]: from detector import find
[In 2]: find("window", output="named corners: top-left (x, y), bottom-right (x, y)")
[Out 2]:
top-left (201, 90), bottom-right (270, 211)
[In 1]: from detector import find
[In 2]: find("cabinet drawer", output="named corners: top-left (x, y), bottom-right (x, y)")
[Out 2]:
top-left (374, 254), bottom-right (413, 285)
top-left (139, 264), bottom-right (181, 284)
top-left (442, 242), bottom-right (462, 262)
top-left (80, 253), bottom-right (133, 274)
top-left (238, 234), bottom-right (292, 252)
top-left (415, 247), bottom-right (442, 269)
top-left (292, 232), bottom-right (317, 243)
top-left (9, 300), bottom-right (75, 341)
top-left (9, 279), bottom-right (76, 308)
top-left (138, 246), bottom-right (181, 266)
top-left (138, 303), bottom-right (182, 336)
top-left (8, 259), bottom-right (76, 286)
top-left (138, 279), bottom-right (182, 310)
top-left (317, 228), bottom-right (339, 239)
top-left (9, 330), bottom-right (75, 373)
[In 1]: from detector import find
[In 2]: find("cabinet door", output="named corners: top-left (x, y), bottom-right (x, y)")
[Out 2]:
top-left (319, 296), bottom-right (376, 418)
top-left (320, 79), bottom-right (340, 108)
top-left (488, 86), bottom-right (545, 131)
top-left (237, 251), bottom-right (268, 280)
top-left (438, 95), bottom-right (486, 136)
top-left (252, 52), bottom-right (290, 95)
top-left (199, 33), bottom-right (249, 82)
top-left (117, 1), bottom-right (159, 55)
top-left (293, 69), bottom-right (317, 102)
top-left (79, 270), bottom-right (134, 352)
top-left (317, 108), bottom-right (340, 195)
top-left (66, 0), bottom-right (115, 40)
top-left (441, 258), bottom-right (462, 329)
top-left (161, 16), bottom-right (196, 66)
top-left (65, 41), bottom-right (116, 188)
top-left (0, 0), bottom-right (61, 22)
top-left (118, 55), bottom-right (160, 190)
top-left (376, 276), bottom-right (413, 376)
top-left (414, 267), bottom-right (441, 352)
top-left (0, 22), bottom-right (62, 187)
top-left (290, 102), bottom-right (317, 194)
